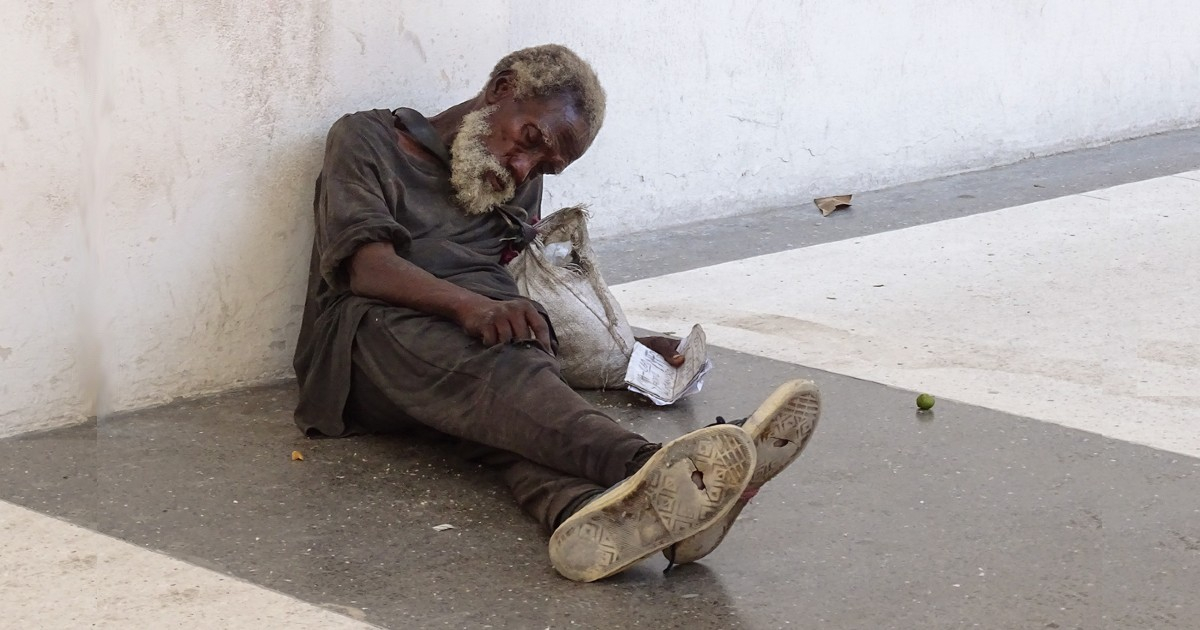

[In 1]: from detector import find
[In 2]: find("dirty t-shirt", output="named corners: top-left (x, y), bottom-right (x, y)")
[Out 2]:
top-left (292, 108), bottom-right (543, 437)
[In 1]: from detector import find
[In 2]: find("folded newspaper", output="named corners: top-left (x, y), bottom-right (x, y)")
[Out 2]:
top-left (623, 324), bottom-right (713, 405)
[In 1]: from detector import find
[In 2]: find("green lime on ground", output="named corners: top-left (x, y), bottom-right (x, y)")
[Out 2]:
top-left (916, 393), bottom-right (935, 410)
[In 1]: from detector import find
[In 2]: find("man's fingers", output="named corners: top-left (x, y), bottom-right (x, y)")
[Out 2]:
top-left (525, 310), bottom-right (553, 354)
top-left (644, 336), bottom-right (677, 354)
top-left (471, 301), bottom-right (552, 350)
top-left (508, 314), bottom-right (531, 343)
top-left (639, 336), bottom-right (685, 367)
top-left (494, 319), bottom-right (515, 345)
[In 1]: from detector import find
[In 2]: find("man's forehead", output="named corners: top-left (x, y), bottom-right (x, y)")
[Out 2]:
top-left (545, 113), bottom-right (588, 162)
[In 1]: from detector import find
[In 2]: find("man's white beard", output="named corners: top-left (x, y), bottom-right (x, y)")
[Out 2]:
top-left (449, 106), bottom-right (516, 215)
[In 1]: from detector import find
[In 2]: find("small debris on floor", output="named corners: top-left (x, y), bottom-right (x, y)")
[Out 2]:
top-left (814, 194), bottom-right (853, 216)
top-left (432, 523), bottom-right (456, 532)
top-left (291, 450), bottom-right (304, 461)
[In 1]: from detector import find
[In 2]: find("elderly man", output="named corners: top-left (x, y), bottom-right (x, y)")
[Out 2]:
top-left (293, 44), bottom-right (820, 581)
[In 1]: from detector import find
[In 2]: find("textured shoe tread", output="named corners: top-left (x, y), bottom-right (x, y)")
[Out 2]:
top-left (548, 426), bottom-right (754, 582)
top-left (667, 380), bottom-right (821, 565)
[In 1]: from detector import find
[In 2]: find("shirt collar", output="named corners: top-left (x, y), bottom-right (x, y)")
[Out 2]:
top-left (393, 107), bottom-right (452, 166)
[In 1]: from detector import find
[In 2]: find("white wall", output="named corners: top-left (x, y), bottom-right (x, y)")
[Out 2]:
top-left (0, 1), bottom-right (90, 434)
top-left (1, 0), bottom-right (512, 434)
top-left (525, 1), bottom-right (1200, 230)
top-left (2, 0), bottom-right (1199, 433)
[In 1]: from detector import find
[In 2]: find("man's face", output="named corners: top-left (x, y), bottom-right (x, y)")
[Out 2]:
top-left (449, 95), bottom-right (589, 214)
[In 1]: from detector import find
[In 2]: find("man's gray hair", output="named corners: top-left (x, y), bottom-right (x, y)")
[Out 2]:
top-left (488, 44), bottom-right (606, 144)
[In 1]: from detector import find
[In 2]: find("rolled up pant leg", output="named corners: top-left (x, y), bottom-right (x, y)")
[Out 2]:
top-left (346, 305), bottom-right (648, 489)
top-left (461, 444), bottom-right (607, 533)
top-left (345, 383), bottom-right (605, 532)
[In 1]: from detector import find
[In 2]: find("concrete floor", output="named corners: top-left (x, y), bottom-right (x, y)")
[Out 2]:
top-left (2, 127), bottom-right (1199, 629)
top-left (612, 172), bottom-right (1200, 458)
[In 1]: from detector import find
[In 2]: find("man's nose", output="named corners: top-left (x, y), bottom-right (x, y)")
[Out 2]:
top-left (509, 155), bottom-right (535, 187)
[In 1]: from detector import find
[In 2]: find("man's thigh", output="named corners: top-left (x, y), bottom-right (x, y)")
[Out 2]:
top-left (347, 304), bottom-right (568, 429)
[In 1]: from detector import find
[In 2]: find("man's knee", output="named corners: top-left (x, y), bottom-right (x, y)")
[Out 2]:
top-left (491, 342), bottom-right (565, 385)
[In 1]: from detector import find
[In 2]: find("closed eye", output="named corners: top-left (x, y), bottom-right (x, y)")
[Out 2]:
top-left (523, 125), bottom-right (543, 148)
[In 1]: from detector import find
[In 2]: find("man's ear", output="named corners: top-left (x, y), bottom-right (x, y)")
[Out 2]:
top-left (484, 70), bottom-right (517, 105)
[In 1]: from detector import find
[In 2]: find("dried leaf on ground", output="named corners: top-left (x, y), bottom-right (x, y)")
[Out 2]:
top-left (291, 450), bottom-right (304, 461)
top-left (814, 194), bottom-right (853, 216)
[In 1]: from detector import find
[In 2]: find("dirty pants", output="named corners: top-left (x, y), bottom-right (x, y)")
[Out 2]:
top-left (344, 304), bottom-right (649, 532)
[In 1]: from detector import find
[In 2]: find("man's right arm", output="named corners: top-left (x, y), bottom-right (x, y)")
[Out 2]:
top-left (347, 242), bottom-right (552, 352)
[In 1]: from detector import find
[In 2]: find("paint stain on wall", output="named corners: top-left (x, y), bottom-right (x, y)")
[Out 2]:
top-left (397, 15), bottom-right (427, 63)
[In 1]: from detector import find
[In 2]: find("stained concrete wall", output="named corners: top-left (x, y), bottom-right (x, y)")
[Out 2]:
top-left (1, 0), bottom-right (513, 434)
top-left (0, 1), bottom-right (89, 434)
top-left (2, 0), bottom-right (1199, 434)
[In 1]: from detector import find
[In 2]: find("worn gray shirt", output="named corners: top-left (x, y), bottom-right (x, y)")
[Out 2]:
top-left (293, 108), bottom-right (543, 436)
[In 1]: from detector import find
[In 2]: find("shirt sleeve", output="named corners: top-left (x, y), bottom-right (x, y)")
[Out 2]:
top-left (314, 114), bottom-right (413, 291)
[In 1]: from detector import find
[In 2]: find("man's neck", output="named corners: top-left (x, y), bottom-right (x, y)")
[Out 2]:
top-left (428, 97), bottom-right (485, 149)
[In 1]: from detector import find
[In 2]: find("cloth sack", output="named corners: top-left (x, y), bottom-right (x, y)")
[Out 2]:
top-left (508, 206), bottom-right (635, 389)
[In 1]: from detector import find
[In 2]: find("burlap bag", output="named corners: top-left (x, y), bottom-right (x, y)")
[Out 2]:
top-left (508, 206), bottom-right (634, 389)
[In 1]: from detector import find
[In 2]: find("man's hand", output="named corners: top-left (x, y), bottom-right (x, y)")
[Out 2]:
top-left (456, 296), bottom-right (554, 354)
top-left (636, 335), bottom-right (684, 367)
top-left (348, 243), bottom-right (552, 354)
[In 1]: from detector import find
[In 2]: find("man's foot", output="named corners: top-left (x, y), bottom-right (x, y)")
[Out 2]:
top-left (548, 425), bottom-right (756, 582)
top-left (663, 379), bottom-right (821, 567)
